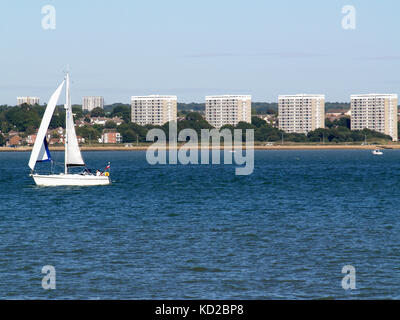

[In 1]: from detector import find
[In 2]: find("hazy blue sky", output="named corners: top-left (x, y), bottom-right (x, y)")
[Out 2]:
top-left (1, 0), bottom-right (399, 105)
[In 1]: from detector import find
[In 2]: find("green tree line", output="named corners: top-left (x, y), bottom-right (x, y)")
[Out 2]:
top-left (0, 104), bottom-right (394, 145)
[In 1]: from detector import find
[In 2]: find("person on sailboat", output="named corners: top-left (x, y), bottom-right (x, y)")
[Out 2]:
top-left (102, 163), bottom-right (111, 176)
top-left (80, 168), bottom-right (92, 175)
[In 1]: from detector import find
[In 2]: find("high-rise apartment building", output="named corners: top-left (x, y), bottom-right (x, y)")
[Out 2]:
top-left (131, 95), bottom-right (177, 126)
top-left (351, 94), bottom-right (398, 141)
top-left (82, 96), bottom-right (104, 112)
top-left (205, 95), bottom-right (251, 129)
top-left (17, 97), bottom-right (40, 106)
top-left (278, 94), bottom-right (325, 134)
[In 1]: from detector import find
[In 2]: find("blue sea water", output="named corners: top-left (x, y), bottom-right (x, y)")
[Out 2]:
top-left (1, 149), bottom-right (400, 299)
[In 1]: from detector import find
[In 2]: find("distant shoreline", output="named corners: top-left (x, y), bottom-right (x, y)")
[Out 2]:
top-left (1, 144), bottom-right (398, 152)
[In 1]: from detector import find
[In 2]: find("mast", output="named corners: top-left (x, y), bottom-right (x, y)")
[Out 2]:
top-left (63, 71), bottom-right (85, 170)
top-left (64, 72), bottom-right (69, 175)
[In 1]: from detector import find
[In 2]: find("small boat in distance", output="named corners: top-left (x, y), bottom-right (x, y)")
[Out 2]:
top-left (372, 149), bottom-right (383, 155)
top-left (28, 72), bottom-right (111, 186)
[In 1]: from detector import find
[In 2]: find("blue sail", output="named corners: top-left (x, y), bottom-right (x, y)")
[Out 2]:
top-left (36, 138), bottom-right (52, 162)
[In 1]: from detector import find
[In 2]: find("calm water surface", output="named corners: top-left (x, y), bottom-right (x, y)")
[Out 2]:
top-left (1, 150), bottom-right (400, 299)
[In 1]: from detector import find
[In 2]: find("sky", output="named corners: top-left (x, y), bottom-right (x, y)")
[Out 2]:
top-left (1, 0), bottom-right (400, 105)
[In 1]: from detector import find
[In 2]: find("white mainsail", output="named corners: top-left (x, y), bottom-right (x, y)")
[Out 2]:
top-left (28, 80), bottom-right (65, 170)
top-left (64, 73), bottom-right (85, 168)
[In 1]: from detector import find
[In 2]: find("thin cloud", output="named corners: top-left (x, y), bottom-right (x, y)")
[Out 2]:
top-left (183, 51), bottom-right (331, 59)
top-left (357, 55), bottom-right (400, 61)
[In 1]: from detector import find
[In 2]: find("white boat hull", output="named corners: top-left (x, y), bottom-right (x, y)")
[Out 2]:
top-left (31, 174), bottom-right (110, 186)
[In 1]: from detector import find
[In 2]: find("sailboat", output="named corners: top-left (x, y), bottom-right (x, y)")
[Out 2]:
top-left (372, 149), bottom-right (383, 155)
top-left (28, 73), bottom-right (111, 186)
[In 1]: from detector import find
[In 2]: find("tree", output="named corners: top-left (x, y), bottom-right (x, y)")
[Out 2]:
top-left (92, 124), bottom-right (105, 136)
top-left (185, 112), bottom-right (203, 122)
top-left (234, 122), bottom-right (256, 141)
top-left (286, 132), bottom-right (307, 142)
top-left (90, 107), bottom-right (105, 117)
top-left (220, 124), bottom-right (235, 132)
top-left (110, 104), bottom-right (130, 122)
top-left (177, 112), bottom-right (214, 135)
top-left (251, 116), bottom-right (267, 128)
top-left (117, 122), bottom-right (148, 142)
top-left (177, 102), bottom-right (205, 112)
top-left (72, 105), bottom-right (83, 119)
top-left (122, 129), bottom-right (137, 143)
top-left (51, 132), bottom-right (60, 139)
top-left (76, 125), bottom-right (101, 142)
top-left (234, 121), bottom-right (255, 129)
top-left (4, 104), bottom-right (41, 132)
top-left (253, 124), bottom-right (282, 142)
top-left (334, 116), bottom-right (351, 129)
top-left (307, 128), bottom-right (330, 142)
top-left (0, 121), bottom-right (10, 133)
top-left (0, 133), bottom-right (5, 146)
top-left (25, 126), bottom-right (36, 135)
top-left (325, 118), bottom-right (334, 128)
top-left (105, 120), bottom-right (117, 129)
top-left (49, 111), bottom-right (65, 129)
top-left (251, 102), bottom-right (278, 114)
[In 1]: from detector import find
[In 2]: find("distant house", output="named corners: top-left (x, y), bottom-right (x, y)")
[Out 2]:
top-left (91, 117), bottom-right (108, 126)
top-left (8, 135), bottom-right (22, 147)
top-left (75, 116), bottom-right (124, 128)
top-left (326, 113), bottom-right (343, 121)
top-left (8, 130), bottom-right (19, 137)
top-left (91, 117), bottom-right (124, 126)
top-left (326, 111), bottom-right (349, 122)
top-left (110, 117), bottom-right (124, 126)
top-left (51, 127), bottom-right (64, 136)
top-left (46, 127), bottom-right (65, 144)
top-left (257, 114), bottom-right (278, 127)
top-left (77, 136), bottom-right (85, 144)
top-left (49, 138), bottom-right (62, 145)
top-left (26, 134), bottom-right (37, 145)
top-left (101, 129), bottom-right (122, 144)
top-left (75, 119), bottom-right (87, 127)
